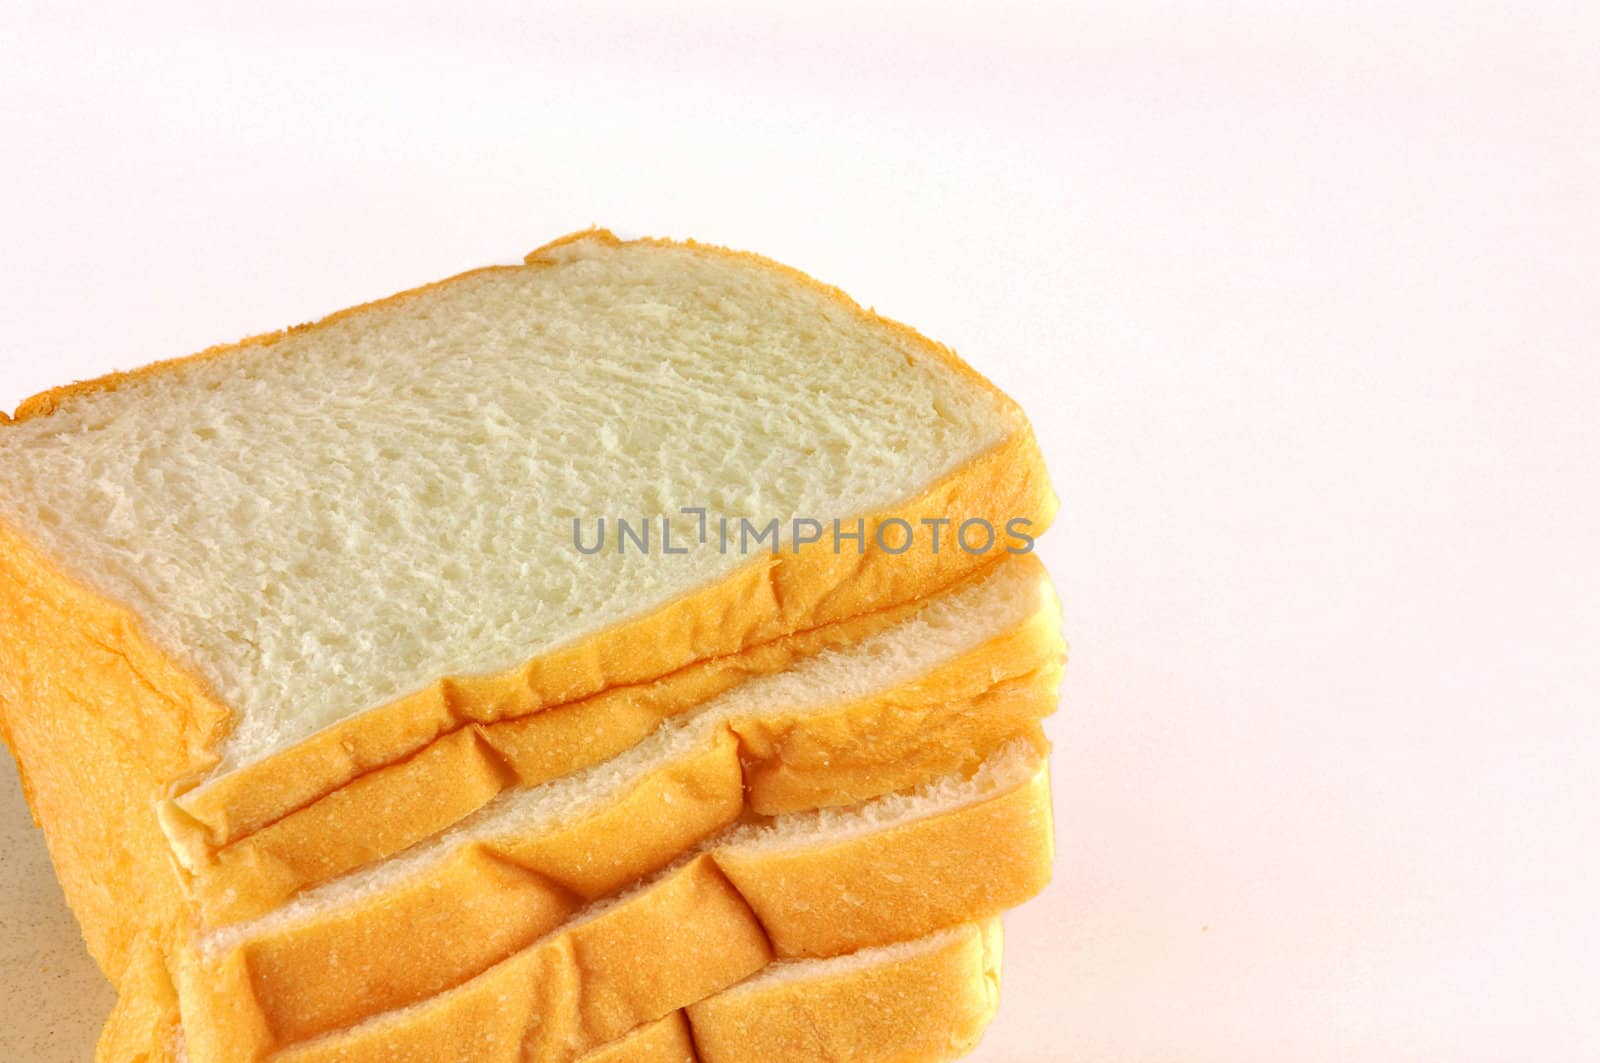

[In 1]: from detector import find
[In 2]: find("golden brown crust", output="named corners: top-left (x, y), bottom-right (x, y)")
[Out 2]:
top-left (186, 607), bottom-right (1058, 1048)
top-left (224, 756), bottom-right (1047, 1063)
top-left (0, 521), bottom-right (229, 981)
top-left (94, 936), bottom-right (182, 1063)
top-left (257, 856), bottom-right (773, 1063)
top-left (581, 917), bottom-right (1003, 1063)
top-left (574, 1011), bottom-right (697, 1063)
top-left (106, 916), bottom-right (1006, 1063)
top-left (685, 919), bottom-right (1004, 1063)
top-left (715, 756), bottom-right (1052, 961)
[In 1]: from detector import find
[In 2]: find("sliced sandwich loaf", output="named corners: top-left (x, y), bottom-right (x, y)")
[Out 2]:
top-left (0, 230), bottom-right (1062, 1063)
top-left (0, 229), bottom-right (1053, 978)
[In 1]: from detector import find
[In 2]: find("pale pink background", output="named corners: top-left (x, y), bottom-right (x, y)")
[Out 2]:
top-left (2, 3), bottom-right (1598, 1060)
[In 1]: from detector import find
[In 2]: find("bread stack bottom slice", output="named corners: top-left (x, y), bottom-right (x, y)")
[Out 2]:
top-left (584, 919), bottom-right (1004, 1063)
top-left (183, 741), bottom-right (1050, 1063)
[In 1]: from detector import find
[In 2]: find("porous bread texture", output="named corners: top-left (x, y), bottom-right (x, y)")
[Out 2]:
top-left (201, 555), bottom-right (1053, 950)
top-left (188, 744), bottom-right (1047, 1062)
top-left (0, 232), bottom-right (1018, 772)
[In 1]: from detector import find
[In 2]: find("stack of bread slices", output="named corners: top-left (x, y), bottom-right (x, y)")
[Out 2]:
top-left (0, 230), bottom-right (1064, 1063)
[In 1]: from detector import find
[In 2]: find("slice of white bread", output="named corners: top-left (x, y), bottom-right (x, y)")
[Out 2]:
top-left (0, 229), bottom-right (1055, 990)
top-left (580, 919), bottom-right (1003, 1063)
top-left (0, 230), bottom-right (1034, 773)
top-left (173, 569), bottom-right (1058, 1050)
top-left (172, 553), bottom-right (1061, 927)
top-left (172, 743), bottom-right (1049, 1062)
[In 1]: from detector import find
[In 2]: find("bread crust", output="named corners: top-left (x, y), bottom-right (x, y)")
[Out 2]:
top-left (93, 936), bottom-right (182, 1063)
top-left (199, 854), bottom-right (773, 1063)
top-left (573, 1011), bottom-right (697, 1063)
top-left (577, 919), bottom-right (1002, 1063)
top-left (98, 919), bottom-right (1007, 1063)
top-left (183, 756), bottom-right (1048, 1062)
top-left (0, 519), bottom-right (229, 982)
top-left (684, 919), bottom-right (1004, 1063)
top-left (183, 624), bottom-right (1058, 1048)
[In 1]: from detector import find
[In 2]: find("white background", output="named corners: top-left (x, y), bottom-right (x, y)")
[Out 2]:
top-left (3, 3), bottom-right (1598, 1060)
